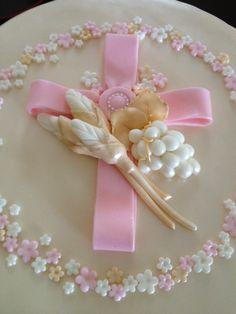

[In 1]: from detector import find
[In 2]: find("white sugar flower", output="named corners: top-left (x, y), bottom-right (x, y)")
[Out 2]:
top-left (10, 61), bottom-right (27, 77)
top-left (136, 269), bottom-right (158, 294)
top-left (9, 204), bottom-right (21, 216)
top-left (95, 279), bottom-right (111, 296)
top-left (123, 275), bottom-right (138, 293)
top-left (0, 198), bottom-right (7, 213)
top-left (49, 33), bottom-right (58, 42)
top-left (164, 24), bottom-right (174, 32)
top-left (133, 16), bottom-right (142, 25)
top-left (218, 242), bottom-right (234, 259)
top-left (23, 46), bottom-right (33, 54)
top-left (0, 79), bottom-right (12, 91)
top-left (136, 79), bottom-right (156, 92)
top-left (101, 22), bottom-right (112, 33)
top-left (65, 259), bottom-right (80, 276)
top-left (151, 27), bottom-right (168, 43)
top-left (75, 40), bottom-right (84, 48)
top-left (156, 257), bottom-right (173, 273)
top-left (230, 91), bottom-right (236, 102)
top-left (203, 52), bottom-right (216, 64)
top-left (39, 234), bottom-right (52, 246)
top-left (224, 198), bottom-right (235, 210)
top-left (31, 257), bottom-right (47, 274)
top-left (222, 65), bottom-right (234, 77)
top-left (47, 42), bottom-right (58, 53)
top-left (7, 222), bottom-right (22, 237)
top-left (49, 55), bottom-right (59, 64)
top-left (33, 53), bottom-right (46, 64)
top-left (135, 30), bottom-right (146, 41)
top-left (182, 35), bottom-right (193, 46)
top-left (192, 250), bottom-right (213, 273)
top-left (6, 254), bottom-right (18, 267)
top-left (218, 231), bottom-right (230, 243)
top-left (71, 25), bottom-right (82, 36)
top-left (63, 282), bottom-right (75, 295)
top-left (80, 71), bottom-right (98, 88)
top-left (0, 138), bottom-right (3, 146)
top-left (14, 79), bottom-right (24, 88)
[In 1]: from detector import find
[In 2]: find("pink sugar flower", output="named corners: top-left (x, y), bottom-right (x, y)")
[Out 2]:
top-left (17, 240), bottom-right (39, 263)
top-left (91, 83), bottom-right (104, 95)
top-left (75, 266), bottom-right (97, 293)
top-left (179, 255), bottom-right (193, 273)
top-left (152, 73), bottom-right (168, 89)
top-left (3, 237), bottom-right (18, 253)
top-left (109, 284), bottom-right (126, 302)
top-left (0, 69), bottom-right (12, 80)
top-left (140, 24), bottom-right (153, 35)
top-left (223, 215), bottom-right (236, 237)
top-left (91, 27), bottom-right (102, 38)
top-left (84, 21), bottom-right (97, 30)
top-left (57, 33), bottom-right (75, 48)
top-left (46, 248), bottom-right (62, 265)
top-left (171, 38), bottom-right (184, 52)
top-left (158, 274), bottom-right (175, 291)
top-left (0, 97), bottom-right (4, 109)
top-left (111, 22), bottom-right (129, 35)
top-left (35, 43), bottom-right (47, 54)
top-left (189, 41), bottom-right (207, 57)
top-left (0, 215), bottom-right (9, 229)
top-left (225, 74), bottom-right (236, 91)
top-left (203, 240), bottom-right (218, 257)
top-left (211, 60), bottom-right (224, 73)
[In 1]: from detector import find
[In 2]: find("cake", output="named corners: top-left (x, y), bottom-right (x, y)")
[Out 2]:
top-left (0, 0), bottom-right (236, 313)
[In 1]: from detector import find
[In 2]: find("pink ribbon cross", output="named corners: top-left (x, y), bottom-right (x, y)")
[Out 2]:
top-left (27, 34), bottom-right (212, 253)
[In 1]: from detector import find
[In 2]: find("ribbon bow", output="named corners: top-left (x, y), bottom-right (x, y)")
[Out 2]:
top-left (27, 34), bottom-right (212, 252)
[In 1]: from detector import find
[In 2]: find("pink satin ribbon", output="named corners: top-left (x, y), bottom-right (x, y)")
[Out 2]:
top-left (27, 34), bottom-right (212, 253)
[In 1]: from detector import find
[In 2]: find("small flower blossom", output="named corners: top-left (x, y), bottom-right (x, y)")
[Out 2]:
top-left (138, 64), bottom-right (154, 80)
top-left (84, 21), bottom-right (97, 30)
top-left (31, 257), bottom-right (47, 274)
top-left (79, 29), bottom-right (92, 41)
top-left (217, 52), bottom-right (230, 65)
top-left (140, 24), bottom-right (153, 35)
top-left (49, 265), bottom-right (65, 282)
top-left (223, 215), bottom-right (236, 237)
top-left (181, 35), bottom-right (193, 46)
top-left (33, 53), bottom-right (46, 64)
top-left (57, 33), bottom-right (75, 48)
top-left (192, 250), bottom-right (213, 273)
top-left (164, 24), bottom-right (174, 32)
top-left (49, 55), bottom-right (59, 64)
top-left (95, 279), bottom-right (111, 297)
top-left (23, 46), bottom-right (33, 54)
top-left (0, 68), bottom-right (12, 80)
top-left (75, 266), bottom-right (97, 292)
top-left (230, 91), bottom-right (236, 102)
top-left (39, 234), bottom-right (52, 246)
top-left (65, 259), bottom-right (80, 276)
top-left (9, 204), bottom-right (21, 216)
top-left (91, 27), bottom-right (102, 38)
top-left (218, 242), bottom-right (234, 259)
top-left (172, 266), bottom-right (189, 283)
top-left (225, 74), bottom-right (236, 91)
top-left (46, 248), bottom-right (62, 265)
top-left (49, 33), bottom-right (58, 42)
top-left (135, 30), bottom-right (146, 41)
top-left (3, 237), bottom-right (18, 253)
top-left (20, 53), bottom-right (33, 65)
top-left (135, 79), bottom-right (156, 92)
top-left (179, 255), bottom-right (194, 273)
top-left (75, 40), bottom-right (84, 48)
top-left (0, 198), bottom-right (7, 212)
top-left (17, 240), bottom-right (39, 263)
top-left (128, 23), bottom-right (139, 34)
top-left (136, 269), bottom-right (158, 294)
top-left (158, 274), bottom-right (175, 291)
top-left (35, 43), bottom-right (47, 54)
top-left (222, 65), bottom-right (234, 77)
top-left (0, 97), bottom-right (4, 110)
top-left (211, 60), bottom-right (224, 73)
top-left (100, 22), bottom-right (112, 33)
top-left (151, 27), bottom-right (168, 43)
top-left (6, 254), bottom-right (18, 267)
top-left (10, 61), bottom-right (27, 77)
top-left (0, 138), bottom-right (3, 146)
top-left (203, 240), bottom-right (218, 257)
top-left (171, 38), bottom-right (184, 51)
top-left (152, 73), bottom-right (168, 89)
top-left (0, 214), bottom-right (9, 229)
top-left (80, 71), bottom-right (98, 88)
top-left (133, 16), bottom-right (142, 25)
top-left (107, 266), bottom-right (123, 284)
top-left (7, 222), bottom-right (21, 237)
top-left (156, 257), bottom-right (173, 273)
top-left (47, 42), bottom-right (58, 53)
top-left (0, 229), bottom-right (6, 242)
top-left (112, 22), bottom-right (129, 34)
top-left (71, 25), bottom-right (82, 36)
top-left (14, 79), bottom-right (24, 88)
top-left (0, 79), bottom-right (12, 91)
top-left (109, 284), bottom-right (126, 302)
top-left (203, 51), bottom-right (216, 64)
top-left (123, 275), bottom-right (138, 293)
top-left (224, 198), bottom-right (235, 209)
top-left (218, 231), bottom-right (230, 243)
top-left (189, 41), bottom-right (207, 57)
top-left (91, 83), bottom-right (104, 94)
top-left (63, 282), bottom-right (75, 295)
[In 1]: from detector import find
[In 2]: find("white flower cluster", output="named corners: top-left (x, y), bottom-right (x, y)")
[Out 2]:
top-left (129, 120), bottom-right (201, 179)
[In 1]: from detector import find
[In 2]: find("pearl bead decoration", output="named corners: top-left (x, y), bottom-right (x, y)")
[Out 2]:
top-left (129, 121), bottom-right (201, 179)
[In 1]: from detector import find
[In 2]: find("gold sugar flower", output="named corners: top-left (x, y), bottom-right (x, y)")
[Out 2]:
top-left (138, 65), bottom-right (154, 81)
top-left (107, 266), bottom-right (124, 284)
top-left (128, 23), bottom-right (139, 34)
top-left (217, 53), bottom-right (230, 65)
top-left (172, 266), bottom-right (189, 283)
top-left (20, 53), bottom-right (33, 65)
top-left (79, 29), bottom-right (92, 41)
top-left (48, 265), bottom-right (65, 282)
top-left (0, 229), bottom-right (6, 242)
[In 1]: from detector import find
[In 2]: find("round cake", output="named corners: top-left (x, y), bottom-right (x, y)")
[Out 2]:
top-left (0, 0), bottom-right (236, 313)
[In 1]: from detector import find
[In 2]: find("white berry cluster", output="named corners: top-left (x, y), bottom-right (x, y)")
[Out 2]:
top-left (129, 120), bottom-right (201, 179)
